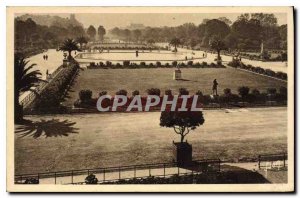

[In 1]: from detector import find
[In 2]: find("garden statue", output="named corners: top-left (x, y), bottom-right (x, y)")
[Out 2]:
top-left (212, 79), bottom-right (218, 96)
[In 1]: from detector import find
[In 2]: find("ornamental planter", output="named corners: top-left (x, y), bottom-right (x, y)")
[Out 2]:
top-left (173, 142), bottom-right (192, 167)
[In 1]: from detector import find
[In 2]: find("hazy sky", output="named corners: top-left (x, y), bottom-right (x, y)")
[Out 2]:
top-left (24, 13), bottom-right (288, 30)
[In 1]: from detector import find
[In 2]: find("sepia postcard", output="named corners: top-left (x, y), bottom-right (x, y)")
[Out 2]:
top-left (6, 6), bottom-right (294, 192)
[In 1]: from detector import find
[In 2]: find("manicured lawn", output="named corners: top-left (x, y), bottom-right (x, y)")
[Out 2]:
top-left (64, 67), bottom-right (287, 107)
top-left (15, 107), bottom-right (287, 175)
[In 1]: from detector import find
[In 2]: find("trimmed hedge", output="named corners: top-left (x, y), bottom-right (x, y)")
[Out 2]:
top-left (87, 61), bottom-right (226, 69)
top-left (228, 60), bottom-right (287, 81)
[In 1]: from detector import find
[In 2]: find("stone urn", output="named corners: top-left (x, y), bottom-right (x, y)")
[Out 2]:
top-left (173, 141), bottom-right (192, 167)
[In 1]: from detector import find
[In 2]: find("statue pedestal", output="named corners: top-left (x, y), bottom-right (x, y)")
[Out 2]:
top-left (173, 69), bottom-right (182, 80)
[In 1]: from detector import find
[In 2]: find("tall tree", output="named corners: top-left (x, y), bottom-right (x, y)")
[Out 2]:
top-left (123, 29), bottom-right (131, 42)
top-left (14, 53), bottom-right (44, 123)
top-left (132, 29), bottom-right (142, 43)
top-left (87, 25), bottom-right (96, 41)
top-left (76, 36), bottom-right (88, 49)
top-left (169, 37), bottom-right (181, 52)
top-left (210, 37), bottom-right (227, 61)
top-left (251, 13), bottom-right (278, 27)
top-left (97, 25), bottom-right (106, 42)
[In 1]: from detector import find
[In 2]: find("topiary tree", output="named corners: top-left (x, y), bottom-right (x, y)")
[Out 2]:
top-left (223, 88), bottom-right (231, 96)
top-left (160, 111), bottom-right (205, 143)
top-left (132, 90), bottom-right (140, 96)
top-left (147, 88), bottom-right (161, 96)
top-left (238, 86), bottom-right (250, 100)
top-left (195, 90), bottom-right (203, 96)
top-left (116, 89), bottom-right (128, 96)
top-left (79, 89), bottom-right (92, 102)
top-left (165, 89), bottom-right (172, 96)
top-left (178, 88), bottom-right (189, 96)
top-left (99, 90), bottom-right (107, 97)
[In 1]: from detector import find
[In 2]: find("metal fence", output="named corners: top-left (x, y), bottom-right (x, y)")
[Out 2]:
top-left (20, 65), bottom-right (64, 108)
top-left (15, 159), bottom-right (221, 184)
top-left (258, 153), bottom-right (287, 169)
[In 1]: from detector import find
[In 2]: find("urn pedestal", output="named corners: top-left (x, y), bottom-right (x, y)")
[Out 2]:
top-left (63, 59), bottom-right (69, 67)
top-left (173, 69), bottom-right (182, 80)
top-left (173, 142), bottom-right (192, 167)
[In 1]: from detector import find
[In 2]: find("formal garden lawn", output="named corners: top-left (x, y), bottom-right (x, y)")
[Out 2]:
top-left (15, 107), bottom-right (287, 175)
top-left (63, 67), bottom-right (287, 107)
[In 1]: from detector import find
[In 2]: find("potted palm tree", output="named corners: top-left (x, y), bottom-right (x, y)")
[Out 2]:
top-left (59, 38), bottom-right (80, 64)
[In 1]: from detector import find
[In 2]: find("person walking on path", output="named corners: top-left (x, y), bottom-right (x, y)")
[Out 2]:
top-left (212, 79), bottom-right (219, 96)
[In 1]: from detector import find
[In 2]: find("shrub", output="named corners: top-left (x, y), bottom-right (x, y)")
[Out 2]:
top-left (116, 89), bottom-right (128, 96)
top-left (156, 61), bottom-right (161, 67)
top-left (140, 62), bottom-right (146, 67)
top-left (115, 63), bottom-right (122, 68)
top-left (276, 71), bottom-right (287, 80)
top-left (132, 90), bottom-right (140, 96)
top-left (79, 89), bottom-right (92, 101)
top-left (90, 62), bottom-right (95, 67)
top-left (99, 91), bottom-right (107, 97)
top-left (210, 62), bottom-right (216, 67)
top-left (106, 61), bottom-right (112, 66)
top-left (180, 62), bottom-right (186, 67)
top-left (228, 59), bottom-right (240, 68)
top-left (187, 61), bottom-right (193, 66)
top-left (265, 69), bottom-right (276, 77)
top-left (202, 61), bottom-right (208, 66)
top-left (179, 88), bottom-right (189, 96)
top-left (267, 88), bottom-right (277, 95)
top-left (223, 88), bottom-right (231, 96)
top-left (238, 86), bottom-right (250, 99)
top-left (279, 86), bottom-right (287, 96)
top-left (165, 89), bottom-right (172, 96)
top-left (85, 174), bottom-right (98, 184)
top-left (147, 88), bottom-right (161, 96)
top-left (194, 62), bottom-right (201, 67)
top-left (281, 52), bottom-right (287, 61)
top-left (251, 89), bottom-right (260, 95)
top-left (165, 62), bottom-right (170, 67)
top-left (123, 60), bottom-right (130, 67)
top-left (149, 63), bottom-right (154, 67)
top-left (195, 90), bottom-right (203, 96)
top-left (24, 178), bottom-right (39, 184)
